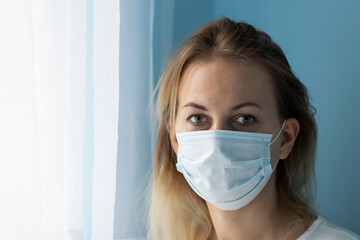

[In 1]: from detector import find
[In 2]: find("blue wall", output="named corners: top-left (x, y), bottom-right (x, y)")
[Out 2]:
top-left (172, 0), bottom-right (360, 235)
top-left (173, 0), bottom-right (215, 46)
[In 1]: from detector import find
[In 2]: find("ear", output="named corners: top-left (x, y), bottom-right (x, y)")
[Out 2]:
top-left (166, 122), bottom-right (179, 155)
top-left (279, 118), bottom-right (300, 160)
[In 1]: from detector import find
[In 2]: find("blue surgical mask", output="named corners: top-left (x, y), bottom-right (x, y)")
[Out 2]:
top-left (175, 121), bottom-right (286, 211)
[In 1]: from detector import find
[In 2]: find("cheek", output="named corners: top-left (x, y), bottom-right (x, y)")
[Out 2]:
top-left (174, 115), bottom-right (187, 132)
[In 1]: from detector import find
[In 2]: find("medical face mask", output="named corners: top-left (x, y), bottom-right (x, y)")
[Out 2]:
top-left (175, 121), bottom-right (286, 211)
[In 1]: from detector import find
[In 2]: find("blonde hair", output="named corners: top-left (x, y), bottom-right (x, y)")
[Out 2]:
top-left (147, 18), bottom-right (317, 240)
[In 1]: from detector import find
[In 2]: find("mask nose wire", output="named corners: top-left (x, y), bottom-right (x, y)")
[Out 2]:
top-left (269, 120), bottom-right (286, 145)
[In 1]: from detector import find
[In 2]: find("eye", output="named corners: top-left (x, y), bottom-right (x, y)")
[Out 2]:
top-left (236, 115), bottom-right (255, 125)
top-left (189, 115), bottom-right (205, 124)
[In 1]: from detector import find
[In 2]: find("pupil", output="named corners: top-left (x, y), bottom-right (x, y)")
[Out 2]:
top-left (243, 116), bottom-right (250, 123)
top-left (196, 116), bottom-right (202, 122)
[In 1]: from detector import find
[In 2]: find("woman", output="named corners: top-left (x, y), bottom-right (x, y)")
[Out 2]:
top-left (148, 18), bottom-right (359, 240)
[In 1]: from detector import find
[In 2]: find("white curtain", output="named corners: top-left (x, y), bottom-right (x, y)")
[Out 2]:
top-left (0, 0), bottom-right (119, 239)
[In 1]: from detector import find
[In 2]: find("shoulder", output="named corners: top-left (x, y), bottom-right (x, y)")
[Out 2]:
top-left (297, 216), bottom-right (360, 240)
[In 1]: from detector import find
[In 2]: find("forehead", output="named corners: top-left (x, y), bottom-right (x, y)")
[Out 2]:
top-left (178, 57), bottom-right (277, 111)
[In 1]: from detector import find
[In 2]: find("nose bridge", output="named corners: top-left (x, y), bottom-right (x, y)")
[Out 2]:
top-left (211, 116), bottom-right (232, 131)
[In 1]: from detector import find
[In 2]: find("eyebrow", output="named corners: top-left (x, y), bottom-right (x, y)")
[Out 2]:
top-left (182, 102), bottom-right (262, 111)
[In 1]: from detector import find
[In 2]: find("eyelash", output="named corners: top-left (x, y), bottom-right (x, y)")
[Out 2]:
top-left (186, 114), bottom-right (257, 127)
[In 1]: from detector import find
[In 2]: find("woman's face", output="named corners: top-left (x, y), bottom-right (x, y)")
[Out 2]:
top-left (169, 57), bottom-right (293, 166)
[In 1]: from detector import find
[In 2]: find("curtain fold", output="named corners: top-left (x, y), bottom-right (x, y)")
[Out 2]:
top-left (0, 2), bottom-right (41, 239)
top-left (92, 0), bottom-right (120, 239)
top-left (113, 0), bottom-right (174, 239)
top-left (0, 0), bottom-right (119, 239)
top-left (64, 0), bottom-right (86, 237)
top-left (114, 0), bottom-right (155, 237)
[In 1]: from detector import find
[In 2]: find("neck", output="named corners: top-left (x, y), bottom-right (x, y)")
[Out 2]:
top-left (207, 175), bottom-right (307, 240)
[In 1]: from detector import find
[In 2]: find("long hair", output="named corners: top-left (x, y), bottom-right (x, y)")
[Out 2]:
top-left (147, 17), bottom-right (317, 240)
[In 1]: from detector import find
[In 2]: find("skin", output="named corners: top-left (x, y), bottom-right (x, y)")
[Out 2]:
top-left (167, 57), bottom-right (310, 240)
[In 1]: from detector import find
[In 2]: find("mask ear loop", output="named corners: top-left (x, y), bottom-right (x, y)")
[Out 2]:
top-left (269, 120), bottom-right (287, 171)
top-left (269, 120), bottom-right (286, 145)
